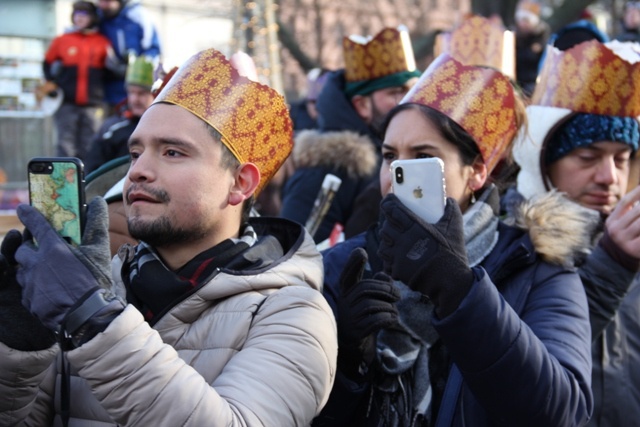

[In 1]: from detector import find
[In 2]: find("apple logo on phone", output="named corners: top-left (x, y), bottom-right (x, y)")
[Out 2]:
top-left (413, 186), bottom-right (423, 198)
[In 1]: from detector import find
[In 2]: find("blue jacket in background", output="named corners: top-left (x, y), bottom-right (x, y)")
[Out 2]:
top-left (99, 0), bottom-right (161, 106)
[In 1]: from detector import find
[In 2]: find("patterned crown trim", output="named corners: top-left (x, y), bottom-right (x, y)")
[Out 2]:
top-left (153, 49), bottom-right (293, 194)
top-left (400, 54), bottom-right (517, 173)
top-left (343, 26), bottom-right (416, 83)
top-left (434, 15), bottom-right (515, 79)
top-left (532, 40), bottom-right (640, 117)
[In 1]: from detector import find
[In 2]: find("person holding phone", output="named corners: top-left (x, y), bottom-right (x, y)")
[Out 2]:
top-left (0, 48), bottom-right (337, 426)
top-left (314, 54), bottom-right (595, 426)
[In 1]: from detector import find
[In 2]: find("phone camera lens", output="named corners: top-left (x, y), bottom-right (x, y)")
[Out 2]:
top-left (395, 167), bottom-right (404, 184)
top-left (30, 161), bottom-right (53, 174)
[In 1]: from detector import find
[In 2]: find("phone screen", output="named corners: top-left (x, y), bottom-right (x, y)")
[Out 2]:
top-left (28, 157), bottom-right (85, 245)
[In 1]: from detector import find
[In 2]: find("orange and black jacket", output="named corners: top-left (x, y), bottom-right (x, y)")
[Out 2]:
top-left (43, 29), bottom-right (112, 106)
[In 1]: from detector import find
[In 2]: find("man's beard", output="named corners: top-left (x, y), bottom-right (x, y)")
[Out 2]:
top-left (128, 214), bottom-right (207, 248)
top-left (368, 100), bottom-right (388, 138)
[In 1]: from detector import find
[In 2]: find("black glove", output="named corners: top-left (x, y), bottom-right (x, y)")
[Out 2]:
top-left (337, 247), bottom-right (400, 379)
top-left (15, 197), bottom-right (125, 347)
top-left (0, 229), bottom-right (56, 350)
top-left (377, 194), bottom-right (474, 318)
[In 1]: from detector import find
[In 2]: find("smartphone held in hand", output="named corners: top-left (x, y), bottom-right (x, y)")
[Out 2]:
top-left (391, 157), bottom-right (446, 223)
top-left (28, 157), bottom-right (86, 245)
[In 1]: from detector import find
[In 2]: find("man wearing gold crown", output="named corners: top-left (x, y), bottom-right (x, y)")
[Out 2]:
top-left (314, 53), bottom-right (593, 426)
top-left (510, 39), bottom-right (640, 427)
top-left (0, 48), bottom-right (337, 426)
top-left (280, 26), bottom-right (421, 244)
top-left (85, 54), bottom-right (156, 174)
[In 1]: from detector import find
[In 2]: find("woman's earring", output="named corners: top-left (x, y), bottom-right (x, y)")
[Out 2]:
top-left (470, 192), bottom-right (476, 204)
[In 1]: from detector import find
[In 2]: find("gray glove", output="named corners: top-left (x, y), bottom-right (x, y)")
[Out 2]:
top-left (15, 197), bottom-right (124, 346)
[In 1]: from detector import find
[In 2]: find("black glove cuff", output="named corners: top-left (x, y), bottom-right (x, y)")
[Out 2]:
top-left (59, 288), bottom-right (125, 350)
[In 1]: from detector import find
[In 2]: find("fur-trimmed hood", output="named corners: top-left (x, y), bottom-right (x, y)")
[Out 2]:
top-left (292, 129), bottom-right (378, 179)
top-left (505, 189), bottom-right (600, 267)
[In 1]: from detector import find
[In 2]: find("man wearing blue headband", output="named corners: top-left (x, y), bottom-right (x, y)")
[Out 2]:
top-left (512, 40), bottom-right (640, 427)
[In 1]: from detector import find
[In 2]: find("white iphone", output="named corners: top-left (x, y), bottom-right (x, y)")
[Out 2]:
top-left (390, 158), bottom-right (446, 223)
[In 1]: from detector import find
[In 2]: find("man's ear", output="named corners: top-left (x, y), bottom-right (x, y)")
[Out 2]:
top-left (351, 94), bottom-right (372, 123)
top-left (228, 163), bottom-right (260, 206)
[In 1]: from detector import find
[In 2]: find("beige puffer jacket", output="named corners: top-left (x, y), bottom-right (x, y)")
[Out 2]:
top-left (0, 218), bottom-right (337, 426)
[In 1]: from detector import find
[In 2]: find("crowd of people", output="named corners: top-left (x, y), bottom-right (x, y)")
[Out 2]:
top-left (40, 0), bottom-right (160, 162)
top-left (1, 1), bottom-right (640, 426)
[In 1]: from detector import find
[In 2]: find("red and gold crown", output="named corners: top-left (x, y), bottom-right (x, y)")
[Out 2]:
top-left (401, 54), bottom-right (518, 173)
top-left (434, 15), bottom-right (515, 79)
top-left (153, 48), bottom-right (293, 195)
top-left (531, 40), bottom-right (640, 117)
top-left (343, 26), bottom-right (417, 83)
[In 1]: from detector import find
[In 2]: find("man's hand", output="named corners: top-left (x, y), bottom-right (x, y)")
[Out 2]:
top-left (0, 229), bottom-right (56, 350)
top-left (601, 185), bottom-right (640, 271)
top-left (15, 198), bottom-right (124, 337)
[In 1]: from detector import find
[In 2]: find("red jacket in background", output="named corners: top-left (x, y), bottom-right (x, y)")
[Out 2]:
top-left (43, 29), bottom-right (112, 106)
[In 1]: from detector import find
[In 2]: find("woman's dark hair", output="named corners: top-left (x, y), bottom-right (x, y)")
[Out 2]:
top-left (381, 103), bottom-right (525, 193)
top-left (381, 103), bottom-right (481, 166)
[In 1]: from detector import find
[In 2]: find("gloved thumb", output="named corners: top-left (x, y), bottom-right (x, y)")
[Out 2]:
top-left (339, 247), bottom-right (368, 295)
top-left (1, 229), bottom-right (23, 267)
top-left (82, 197), bottom-right (109, 247)
top-left (436, 198), bottom-right (464, 234)
top-left (16, 204), bottom-right (58, 247)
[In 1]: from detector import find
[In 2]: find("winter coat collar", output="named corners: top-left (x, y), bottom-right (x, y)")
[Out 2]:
top-left (504, 189), bottom-right (600, 268)
top-left (292, 129), bottom-right (379, 179)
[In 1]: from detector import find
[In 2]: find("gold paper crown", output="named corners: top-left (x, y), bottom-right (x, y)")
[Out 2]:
top-left (401, 54), bottom-right (518, 173)
top-left (434, 15), bottom-right (515, 79)
top-left (153, 49), bottom-right (293, 194)
top-left (343, 27), bottom-right (417, 83)
top-left (532, 40), bottom-right (640, 117)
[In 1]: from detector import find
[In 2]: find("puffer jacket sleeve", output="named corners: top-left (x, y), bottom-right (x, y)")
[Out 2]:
top-left (0, 342), bottom-right (58, 426)
top-left (66, 288), bottom-right (337, 426)
top-left (433, 265), bottom-right (593, 427)
top-left (580, 244), bottom-right (636, 340)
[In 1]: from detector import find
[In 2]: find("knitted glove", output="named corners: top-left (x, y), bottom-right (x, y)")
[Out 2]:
top-left (337, 248), bottom-right (400, 379)
top-left (15, 197), bottom-right (125, 346)
top-left (0, 229), bottom-right (56, 350)
top-left (377, 194), bottom-right (474, 318)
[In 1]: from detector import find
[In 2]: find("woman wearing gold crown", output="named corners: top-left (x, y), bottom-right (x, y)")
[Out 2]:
top-left (314, 54), bottom-right (594, 426)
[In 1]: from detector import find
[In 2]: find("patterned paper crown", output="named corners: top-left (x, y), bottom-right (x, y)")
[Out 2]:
top-left (343, 26), bottom-right (417, 83)
top-left (154, 48), bottom-right (293, 195)
top-left (531, 40), bottom-right (640, 117)
top-left (400, 54), bottom-right (518, 173)
top-left (434, 15), bottom-right (515, 79)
